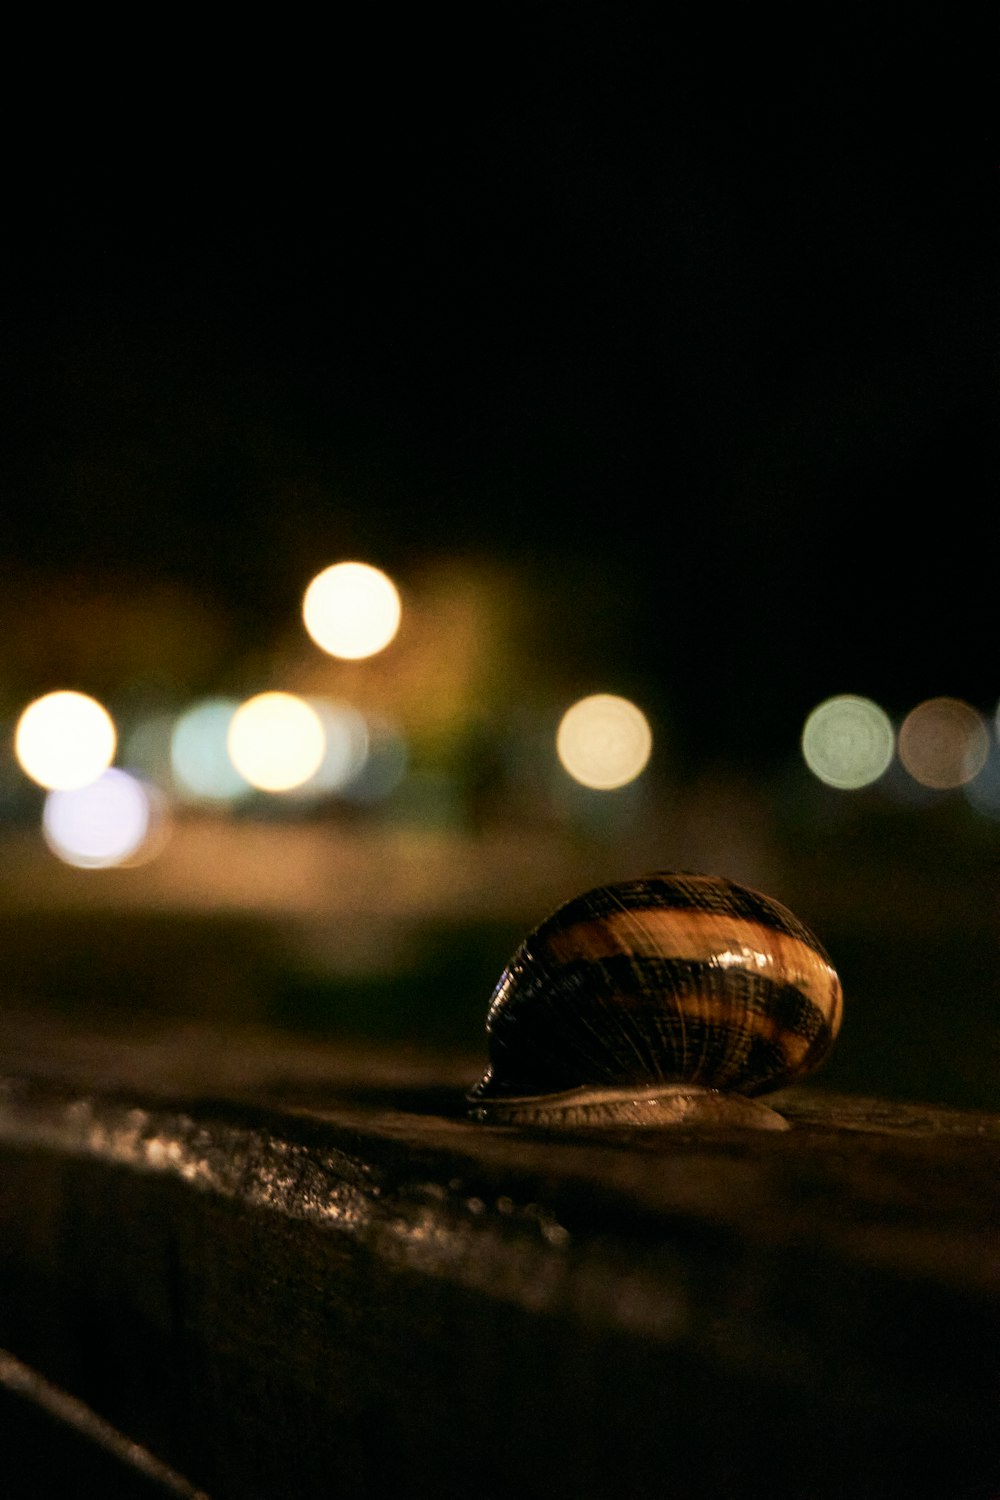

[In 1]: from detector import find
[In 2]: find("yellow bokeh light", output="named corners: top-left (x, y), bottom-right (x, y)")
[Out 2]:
top-left (556, 693), bottom-right (653, 790)
top-left (302, 561), bottom-right (402, 660)
top-left (14, 690), bottom-right (117, 790)
top-left (898, 697), bottom-right (989, 789)
top-left (801, 695), bottom-right (895, 789)
top-left (227, 692), bottom-right (326, 792)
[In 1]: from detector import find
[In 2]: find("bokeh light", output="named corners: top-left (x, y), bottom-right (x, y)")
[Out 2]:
top-left (801, 694), bottom-right (895, 789)
top-left (302, 561), bottom-right (402, 659)
top-left (14, 690), bottom-right (117, 790)
top-left (171, 699), bottom-right (251, 802)
top-left (227, 692), bottom-right (326, 792)
top-left (301, 698), bottom-right (369, 795)
top-left (556, 693), bottom-right (652, 789)
top-left (339, 717), bottom-right (409, 803)
top-left (964, 745), bottom-right (1000, 820)
top-left (897, 697), bottom-right (989, 789)
top-left (43, 768), bottom-right (155, 868)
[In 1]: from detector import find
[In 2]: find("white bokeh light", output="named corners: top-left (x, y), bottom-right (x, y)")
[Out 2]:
top-left (302, 562), bottom-right (402, 660)
top-left (801, 695), bottom-right (895, 789)
top-left (15, 691), bottom-right (117, 790)
top-left (43, 769), bottom-right (154, 868)
top-left (556, 694), bottom-right (653, 790)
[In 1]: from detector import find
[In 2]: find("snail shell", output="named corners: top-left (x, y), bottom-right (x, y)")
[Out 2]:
top-left (468, 872), bottom-right (843, 1129)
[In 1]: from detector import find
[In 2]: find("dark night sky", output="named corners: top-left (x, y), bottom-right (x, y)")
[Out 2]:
top-left (1, 14), bottom-right (994, 764)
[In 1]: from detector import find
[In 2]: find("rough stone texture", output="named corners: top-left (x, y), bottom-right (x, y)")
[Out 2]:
top-left (0, 1016), bottom-right (997, 1499)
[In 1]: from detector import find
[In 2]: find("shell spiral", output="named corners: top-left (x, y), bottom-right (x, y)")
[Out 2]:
top-left (468, 872), bottom-right (843, 1125)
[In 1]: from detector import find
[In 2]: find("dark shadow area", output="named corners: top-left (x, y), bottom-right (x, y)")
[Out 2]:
top-left (0, 1383), bottom-right (195, 1500)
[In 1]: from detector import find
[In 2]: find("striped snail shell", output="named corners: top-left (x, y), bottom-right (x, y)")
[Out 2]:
top-left (468, 872), bottom-right (843, 1130)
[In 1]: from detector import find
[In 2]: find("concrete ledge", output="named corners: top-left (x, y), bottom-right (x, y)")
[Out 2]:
top-left (0, 1022), bottom-right (997, 1499)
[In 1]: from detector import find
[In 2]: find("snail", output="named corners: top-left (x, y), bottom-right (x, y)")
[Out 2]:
top-left (468, 872), bottom-right (843, 1130)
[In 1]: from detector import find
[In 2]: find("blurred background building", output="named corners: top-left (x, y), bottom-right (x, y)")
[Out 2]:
top-left (0, 13), bottom-right (995, 1109)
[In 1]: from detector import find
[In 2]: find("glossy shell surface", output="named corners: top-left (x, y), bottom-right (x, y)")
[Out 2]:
top-left (469, 872), bottom-right (842, 1115)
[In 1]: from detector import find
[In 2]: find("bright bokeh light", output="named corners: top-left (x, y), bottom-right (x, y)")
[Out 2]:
top-left (43, 769), bottom-right (153, 869)
top-left (227, 692), bottom-right (326, 792)
top-left (171, 699), bottom-right (251, 802)
top-left (556, 694), bottom-right (653, 790)
top-left (302, 561), bottom-right (402, 659)
top-left (15, 691), bottom-right (117, 790)
top-left (898, 697), bottom-right (989, 789)
top-left (801, 694), bottom-right (895, 789)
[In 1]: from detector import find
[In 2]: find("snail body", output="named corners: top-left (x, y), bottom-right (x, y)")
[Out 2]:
top-left (468, 872), bottom-right (843, 1130)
